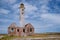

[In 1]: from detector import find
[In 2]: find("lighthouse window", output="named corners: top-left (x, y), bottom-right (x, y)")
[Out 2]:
top-left (22, 9), bottom-right (24, 11)
top-left (30, 28), bottom-right (32, 32)
top-left (22, 13), bottom-right (24, 14)
top-left (11, 28), bottom-right (13, 30)
top-left (17, 29), bottom-right (19, 32)
top-left (23, 29), bottom-right (25, 33)
top-left (21, 3), bottom-right (24, 5)
top-left (11, 28), bottom-right (14, 32)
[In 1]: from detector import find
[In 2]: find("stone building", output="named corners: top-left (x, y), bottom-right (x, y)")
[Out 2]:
top-left (8, 23), bottom-right (34, 36)
top-left (8, 3), bottom-right (34, 36)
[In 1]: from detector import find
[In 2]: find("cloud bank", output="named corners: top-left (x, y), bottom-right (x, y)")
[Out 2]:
top-left (0, 0), bottom-right (60, 33)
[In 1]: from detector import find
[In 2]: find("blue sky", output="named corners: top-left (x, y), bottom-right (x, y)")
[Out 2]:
top-left (0, 0), bottom-right (60, 34)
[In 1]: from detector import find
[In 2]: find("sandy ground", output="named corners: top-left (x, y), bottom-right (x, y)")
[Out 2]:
top-left (0, 36), bottom-right (4, 39)
top-left (12, 37), bottom-right (60, 40)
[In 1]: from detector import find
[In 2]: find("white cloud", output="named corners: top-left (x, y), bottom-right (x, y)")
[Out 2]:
top-left (12, 3), bottom-right (20, 10)
top-left (40, 13), bottom-right (60, 24)
top-left (25, 15), bottom-right (29, 18)
top-left (0, 19), bottom-right (12, 22)
top-left (2, 0), bottom-right (17, 4)
top-left (0, 9), bottom-right (10, 14)
top-left (24, 3), bottom-right (38, 13)
top-left (40, 5), bottom-right (49, 13)
top-left (24, 3), bottom-right (38, 19)
top-left (12, 2), bottom-right (38, 12)
top-left (34, 0), bottom-right (60, 24)
top-left (39, 0), bottom-right (49, 4)
top-left (38, 0), bottom-right (50, 13)
top-left (0, 28), bottom-right (7, 30)
top-left (11, 2), bottom-right (38, 19)
top-left (10, 0), bottom-right (60, 25)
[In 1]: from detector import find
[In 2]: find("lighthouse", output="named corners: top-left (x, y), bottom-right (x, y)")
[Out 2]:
top-left (20, 3), bottom-right (25, 27)
top-left (8, 3), bottom-right (34, 36)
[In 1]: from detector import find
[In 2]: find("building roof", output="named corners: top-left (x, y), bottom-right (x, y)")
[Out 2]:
top-left (9, 23), bottom-right (34, 29)
top-left (25, 23), bottom-right (34, 28)
top-left (9, 23), bottom-right (17, 27)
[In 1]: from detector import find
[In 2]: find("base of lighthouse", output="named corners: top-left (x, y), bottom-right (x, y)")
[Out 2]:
top-left (8, 23), bottom-right (34, 36)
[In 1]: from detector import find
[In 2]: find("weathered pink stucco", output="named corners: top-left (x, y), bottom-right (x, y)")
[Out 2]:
top-left (8, 23), bottom-right (34, 36)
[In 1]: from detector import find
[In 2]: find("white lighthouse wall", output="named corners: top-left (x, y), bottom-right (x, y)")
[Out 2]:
top-left (20, 8), bottom-right (25, 27)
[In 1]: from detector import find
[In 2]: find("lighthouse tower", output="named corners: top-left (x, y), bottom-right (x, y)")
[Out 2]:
top-left (8, 3), bottom-right (34, 37)
top-left (20, 3), bottom-right (25, 27)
